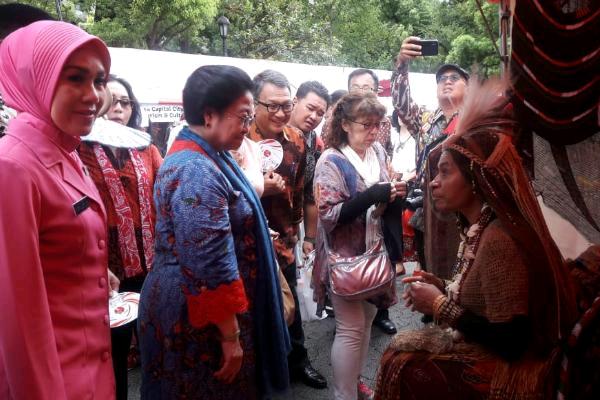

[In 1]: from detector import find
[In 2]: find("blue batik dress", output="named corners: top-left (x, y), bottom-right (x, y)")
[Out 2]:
top-left (138, 134), bottom-right (259, 399)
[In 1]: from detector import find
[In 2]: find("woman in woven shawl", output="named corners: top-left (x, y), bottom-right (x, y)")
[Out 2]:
top-left (314, 92), bottom-right (406, 399)
top-left (138, 65), bottom-right (290, 399)
top-left (375, 78), bottom-right (577, 400)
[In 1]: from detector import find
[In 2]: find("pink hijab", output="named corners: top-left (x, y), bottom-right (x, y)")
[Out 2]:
top-left (0, 20), bottom-right (110, 130)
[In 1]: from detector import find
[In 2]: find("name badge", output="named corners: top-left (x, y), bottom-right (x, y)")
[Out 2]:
top-left (73, 196), bottom-right (90, 216)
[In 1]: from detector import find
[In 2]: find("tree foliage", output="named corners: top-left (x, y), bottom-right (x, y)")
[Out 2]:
top-left (88, 0), bottom-right (219, 50)
top-left (203, 0), bottom-right (342, 64)
top-left (9, 0), bottom-right (502, 74)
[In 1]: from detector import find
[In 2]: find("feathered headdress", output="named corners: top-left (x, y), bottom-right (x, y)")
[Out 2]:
top-left (443, 77), bottom-right (576, 350)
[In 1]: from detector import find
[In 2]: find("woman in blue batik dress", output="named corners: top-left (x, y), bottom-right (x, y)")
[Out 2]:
top-left (138, 65), bottom-right (291, 399)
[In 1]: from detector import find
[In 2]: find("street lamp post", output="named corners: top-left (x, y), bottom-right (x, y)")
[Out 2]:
top-left (55, 0), bottom-right (63, 20)
top-left (217, 16), bottom-right (230, 57)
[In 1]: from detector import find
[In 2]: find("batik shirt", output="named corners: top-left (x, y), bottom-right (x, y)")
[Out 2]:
top-left (303, 130), bottom-right (324, 205)
top-left (248, 123), bottom-right (306, 267)
top-left (391, 62), bottom-right (457, 175)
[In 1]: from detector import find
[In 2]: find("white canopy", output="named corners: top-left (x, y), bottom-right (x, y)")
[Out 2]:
top-left (107, 47), bottom-right (592, 259)
top-left (107, 47), bottom-right (439, 116)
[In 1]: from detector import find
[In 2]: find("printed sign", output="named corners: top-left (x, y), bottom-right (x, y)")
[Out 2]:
top-left (141, 104), bottom-right (183, 123)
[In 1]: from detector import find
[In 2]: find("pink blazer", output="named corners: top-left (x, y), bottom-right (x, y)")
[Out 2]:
top-left (0, 121), bottom-right (115, 399)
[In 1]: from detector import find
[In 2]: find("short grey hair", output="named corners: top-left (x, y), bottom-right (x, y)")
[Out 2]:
top-left (252, 69), bottom-right (291, 99)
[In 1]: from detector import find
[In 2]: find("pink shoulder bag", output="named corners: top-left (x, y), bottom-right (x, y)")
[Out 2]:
top-left (325, 234), bottom-right (394, 301)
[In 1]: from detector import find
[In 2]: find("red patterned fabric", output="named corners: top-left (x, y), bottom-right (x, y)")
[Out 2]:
top-left (376, 350), bottom-right (497, 400)
top-left (402, 209), bottom-right (415, 237)
top-left (93, 145), bottom-right (155, 278)
top-left (402, 210), bottom-right (418, 261)
top-left (130, 149), bottom-right (155, 271)
top-left (186, 279), bottom-right (249, 328)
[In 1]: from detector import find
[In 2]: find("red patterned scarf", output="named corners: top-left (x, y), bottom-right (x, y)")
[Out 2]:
top-left (93, 145), bottom-right (154, 278)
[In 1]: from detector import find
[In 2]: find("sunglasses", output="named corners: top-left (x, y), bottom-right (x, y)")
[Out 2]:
top-left (437, 74), bottom-right (462, 84)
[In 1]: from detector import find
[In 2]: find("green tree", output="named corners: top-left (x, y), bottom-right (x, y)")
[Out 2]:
top-left (329, 0), bottom-right (397, 68)
top-left (428, 0), bottom-right (501, 75)
top-left (1, 0), bottom-right (81, 21)
top-left (298, 0), bottom-right (402, 69)
top-left (8, 0), bottom-right (502, 75)
top-left (86, 0), bottom-right (219, 50)
top-left (201, 0), bottom-right (341, 64)
top-left (6, 0), bottom-right (219, 51)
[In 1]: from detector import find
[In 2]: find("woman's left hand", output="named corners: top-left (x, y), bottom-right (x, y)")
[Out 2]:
top-left (404, 281), bottom-right (443, 315)
top-left (302, 240), bottom-right (314, 255)
top-left (107, 269), bottom-right (120, 297)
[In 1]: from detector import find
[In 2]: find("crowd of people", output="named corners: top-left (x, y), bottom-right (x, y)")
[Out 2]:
top-left (0, 4), bottom-right (595, 400)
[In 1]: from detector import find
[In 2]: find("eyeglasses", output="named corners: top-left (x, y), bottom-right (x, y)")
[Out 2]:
top-left (256, 100), bottom-right (294, 114)
top-left (346, 119), bottom-right (383, 131)
top-left (350, 84), bottom-right (376, 93)
top-left (225, 113), bottom-right (253, 128)
top-left (112, 97), bottom-right (133, 108)
top-left (437, 74), bottom-right (462, 84)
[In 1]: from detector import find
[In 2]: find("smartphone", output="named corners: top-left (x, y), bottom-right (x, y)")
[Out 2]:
top-left (415, 39), bottom-right (439, 56)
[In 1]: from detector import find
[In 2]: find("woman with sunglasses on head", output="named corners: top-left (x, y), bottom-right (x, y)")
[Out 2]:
top-left (78, 75), bottom-right (162, 400)
top-left (313, 92), bottom-right (407, 400)
top-left (0, 21), bottom-right (116, 399)
top-left (376, 79), bottom-right (576, 399)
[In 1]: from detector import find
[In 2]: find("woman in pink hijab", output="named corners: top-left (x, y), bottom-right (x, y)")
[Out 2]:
top-left (0, 21), bottom-right (116, 399)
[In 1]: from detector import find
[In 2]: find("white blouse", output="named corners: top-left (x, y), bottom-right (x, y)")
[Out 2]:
top-left (391, 124), bottom-right (416, 176)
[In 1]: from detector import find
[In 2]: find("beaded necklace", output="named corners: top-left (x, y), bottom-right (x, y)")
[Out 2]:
top-left (446, 204), bottom-right (495, 302)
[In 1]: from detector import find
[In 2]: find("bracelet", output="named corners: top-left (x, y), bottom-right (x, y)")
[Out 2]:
top-left (432, 295), bottom-right (447, 324)
top-left (436, 297), bottom-right (464, 327)
top-left (304, 236), bottom-right (316, 245)
top-left (220, 329), bottom-right (240, 342)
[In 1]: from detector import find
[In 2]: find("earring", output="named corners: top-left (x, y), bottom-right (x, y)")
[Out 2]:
top-left (469, 160), bottom-right (476, 194)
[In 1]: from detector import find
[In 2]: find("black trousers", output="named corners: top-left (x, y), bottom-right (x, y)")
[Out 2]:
top-left (376, 199), bottom-right (405, 322)
top-left (414, 228), bottom-right (426, 270)
top-left (111, 276), bottom-right (145, 400)
top-left (282, 261), bottom-right (308, 369)
top-left (383, 199), bottom-right (404, 264)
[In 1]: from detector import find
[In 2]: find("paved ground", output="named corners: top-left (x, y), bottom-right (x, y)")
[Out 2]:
top-left (128, 263), bottom-right (423, 399)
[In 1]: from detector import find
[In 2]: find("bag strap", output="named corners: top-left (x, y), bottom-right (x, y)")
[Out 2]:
top-left (324, 145), bottom-right (387, 256)
top-left (325, 207), bottom-right (384, 257)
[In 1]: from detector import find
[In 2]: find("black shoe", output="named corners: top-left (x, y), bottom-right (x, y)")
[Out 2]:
top-left (292, 362), bottom-right (327, 389)
top-left (373, 318), bottom-right (397, 334)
